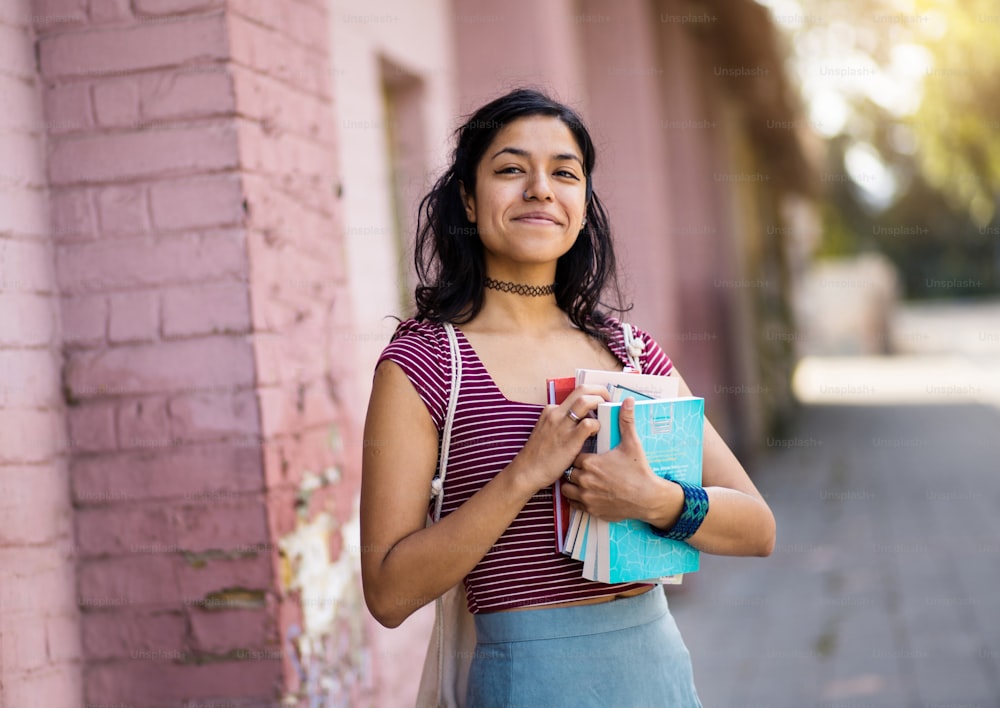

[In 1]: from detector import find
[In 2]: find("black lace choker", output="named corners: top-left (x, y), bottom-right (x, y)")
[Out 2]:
top-left (484, 278), bottom-right (556, 297)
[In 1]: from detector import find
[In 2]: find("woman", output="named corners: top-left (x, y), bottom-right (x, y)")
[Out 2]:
top-left (361, 88), bottom-right (775, 706)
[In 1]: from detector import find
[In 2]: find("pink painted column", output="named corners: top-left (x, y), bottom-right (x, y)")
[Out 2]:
top-left (36, 0), bottom-right (276, 702)
top-left (229, 0), bottom-right (369, 701)
top-left (33, 0), bottom-right (364, 703)
top-left (0, 2), bottom-right (83, 704)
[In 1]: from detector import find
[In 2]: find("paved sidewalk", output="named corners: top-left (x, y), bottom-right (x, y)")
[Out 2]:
top-left (668, 371), bottom-right (1000, 706)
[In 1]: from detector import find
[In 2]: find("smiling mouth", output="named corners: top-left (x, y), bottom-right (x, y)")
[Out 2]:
top-left (514, 213), bottom-right (562, 225)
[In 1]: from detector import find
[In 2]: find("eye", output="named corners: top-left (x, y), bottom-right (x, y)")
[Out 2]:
top-left (496, 166), bottom-right (524, 174)
top-left (555, 169), bottom-right (580, 180)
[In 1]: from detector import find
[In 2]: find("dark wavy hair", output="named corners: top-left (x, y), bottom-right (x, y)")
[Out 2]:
top-left (412, 88), bottom-right (628, 338)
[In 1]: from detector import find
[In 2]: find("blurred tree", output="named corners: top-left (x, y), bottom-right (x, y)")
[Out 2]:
top-left (762, 0), bottom-right (1000, 297)
top-left (910, 0), bottom-right (1000, 226)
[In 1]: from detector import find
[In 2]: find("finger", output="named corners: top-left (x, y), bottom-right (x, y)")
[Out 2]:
top-left (569, 417), bottom-right (600, 443)
top-left (563, 386), bottom-right (611, 412)
top-left (617, 397), bottom-right (644, 454)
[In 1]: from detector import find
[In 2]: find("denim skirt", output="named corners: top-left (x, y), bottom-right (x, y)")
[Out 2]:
top-left (466, 588), bottom-right (701, 707)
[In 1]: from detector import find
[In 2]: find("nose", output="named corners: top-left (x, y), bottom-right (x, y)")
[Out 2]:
top-left (523, 171), bottom-right (554, 201)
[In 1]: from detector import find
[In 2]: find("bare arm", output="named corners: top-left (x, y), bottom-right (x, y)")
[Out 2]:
top-left (562, 368), bottom-right (776, 557)
top-left (360, 361), bottom-right (608, 627)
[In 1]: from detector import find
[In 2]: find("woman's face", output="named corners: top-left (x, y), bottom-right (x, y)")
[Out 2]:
top-left (461, 115), bottom-right (588, 277)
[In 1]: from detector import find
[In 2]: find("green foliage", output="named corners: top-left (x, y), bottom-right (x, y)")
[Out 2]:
top-left (909, 0), bottom-right (1000, 225)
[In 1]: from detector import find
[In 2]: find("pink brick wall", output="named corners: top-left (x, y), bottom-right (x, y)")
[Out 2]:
top-left (0, 1), bottom-right (84, 705)
top-left (230, 0), bottom-right (367, 700)
top-left (30, 0), bottom-right (360, 702)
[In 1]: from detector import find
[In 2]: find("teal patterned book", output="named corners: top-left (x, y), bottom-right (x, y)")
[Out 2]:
top-left (588, 396), bottom-right (705, 583)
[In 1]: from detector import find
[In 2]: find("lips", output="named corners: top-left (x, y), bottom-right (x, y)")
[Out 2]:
top-left (513, 211), bottom-right (562, 225)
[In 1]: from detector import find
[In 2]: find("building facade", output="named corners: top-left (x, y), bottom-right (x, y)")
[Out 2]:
top-left (0, 0), bottom-right (813, 704)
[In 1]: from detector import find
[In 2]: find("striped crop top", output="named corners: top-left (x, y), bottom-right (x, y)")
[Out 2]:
top-left (376, 317), bottom-right (675, 613)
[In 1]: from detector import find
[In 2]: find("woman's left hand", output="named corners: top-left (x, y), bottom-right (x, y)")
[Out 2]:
top-left (560, 397), bottom-right (681, 524)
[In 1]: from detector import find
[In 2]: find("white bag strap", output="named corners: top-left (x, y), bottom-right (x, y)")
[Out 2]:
top-left (621, 321), bottom-right (645, 373)
top-left (430, 322), bottom-right (462, 522)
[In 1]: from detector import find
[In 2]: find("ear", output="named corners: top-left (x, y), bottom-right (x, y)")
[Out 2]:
top-left (459, 181), bottom-right (476, 223)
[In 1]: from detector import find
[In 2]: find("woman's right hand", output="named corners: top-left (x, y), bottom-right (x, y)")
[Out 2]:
top-left (510, 385), bottom-right (610, 491)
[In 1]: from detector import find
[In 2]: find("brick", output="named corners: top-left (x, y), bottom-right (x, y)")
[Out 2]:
top-left (175, 554), bottom-right (272, 599)
top-left (0, 462), bottom-right (73, 545)
top-left (71, 442), bottom-right (263, 504)
top-left (88, 0), bottom-right (132, 23)
top-left (48, 123), bottom-right (239, 185)
top-left (0, 235), bottom-right (56, 295)
top-left (108, 290), bottom-right (159, 343)
top-left (0, 184), bottom-right (50, 238)
top-left (84, 660), bottom-right (281, 704)
top-left (0, 613), bottom-right (50, 673)
top-left (228, 14), bottom-right (328, 98)
top-left (67, 402), bottom-right (117, 452)
top-left (238, 125), bottom-right (338, 204)
top-left (81, 610), bottom-right (185, 660)
top-left (161, 281), bottom-right (250, 338)
top-left (45, 612), bottom-right (84, 663)
top-left (0, 74), bottom-right (42, 132)
top-left (257, 381), bottom-right (337, 439)
top-left (173, 499), bottom-right (269, 553)
top-left (168, 388), bottom-right (259, 442)
top-left (0, 1), bottom-right (30, 27)
top-left (4, 669), bottom-right (84, 708)
top-left (0, 292), bottom-right (56, 347)
top-left (116, 396), bottom-right (171, 449)
top-left (150, 176), bottom-right (243, 231)
top-left (0, 409), bottom-right (64, 464)
top-left (229, 0), bottom-right (328, 52)
top-left (32, 0), bottom-right (88, 33)
top-left (43, 82), bottom-right (94, 135)
top-left (0, 349), bottom-right (61, 409)
top-left (231, 66), bottom-right (335, 146)
top-left (134, 0), bottom-right (225, 15)
top-left (75, 504), bottom-right (175, 556)
top-left (65, 335), bottom-right (254, 399)
top-left (0, 23), bottom-right (36, 80)
top-left (50, 188), bottom-right (97, 242)
top-left (139, 67), bottom-right (235, 121)
top-left (189, 607), bottom-right (272, 654)
top-left (38, 14), bottom-right (228, 79)
top-left (0, 546), bottom-right (79, 615)
top-left (56, 230), bottom-right (248, 294)
top-left (92, 79), bottom-right (141, 128)
top-left (78, 555), bottom-right (180, 606)
top-left (61, 293), bottom-right (108, 347)
top-left (95, 184), bottom-right (149, 236)
top-left (0, 132), bottom-right (46, 187)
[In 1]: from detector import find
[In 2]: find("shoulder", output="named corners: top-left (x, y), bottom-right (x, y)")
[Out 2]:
top-left (376, 318), bottom-right (450, 429)
top-left (600, 316), bottom-right (674, 376)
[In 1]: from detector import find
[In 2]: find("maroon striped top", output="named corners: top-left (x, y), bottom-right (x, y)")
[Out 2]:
top-left (377, 317), bottom-right (675, 613)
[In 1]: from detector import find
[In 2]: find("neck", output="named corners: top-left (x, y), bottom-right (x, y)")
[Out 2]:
top-left (474, 284), bottom-right (569, 334)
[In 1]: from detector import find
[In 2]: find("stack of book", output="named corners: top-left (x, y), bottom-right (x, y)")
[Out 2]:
top-left (549, 370), bottom-right (705, 584)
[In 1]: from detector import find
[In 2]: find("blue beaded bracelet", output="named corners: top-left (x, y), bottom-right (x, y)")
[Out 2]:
top-left (650, 481), bottom-right (709, 541)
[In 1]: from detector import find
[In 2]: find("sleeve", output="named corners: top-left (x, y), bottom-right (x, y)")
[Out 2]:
top-left (635, 327), bottom-right (674, 377)
top-left (375, 319), bottom-right (449, 431)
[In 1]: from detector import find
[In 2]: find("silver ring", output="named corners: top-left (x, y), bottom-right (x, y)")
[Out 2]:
top-left (564, 467), bottom-right (574, 483)
top-left (567, 409), bottom-right (582, 423)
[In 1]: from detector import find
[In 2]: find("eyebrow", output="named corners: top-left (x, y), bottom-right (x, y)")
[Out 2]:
top-left (490, 147), bottom-right (583, 166)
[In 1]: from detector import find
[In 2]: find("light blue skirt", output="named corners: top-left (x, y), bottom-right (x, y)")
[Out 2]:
top-left (467, 588), bottom-right (701, 707)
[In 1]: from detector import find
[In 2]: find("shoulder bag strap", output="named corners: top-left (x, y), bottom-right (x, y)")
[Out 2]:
top-left (430, 322), bottom-right (462, 522)
top-left (621, 321), bottom-right (645, 374)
